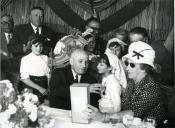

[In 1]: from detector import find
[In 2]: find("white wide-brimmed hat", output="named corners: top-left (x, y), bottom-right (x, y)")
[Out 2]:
top-left (122, 41), bottom-right (155, 68)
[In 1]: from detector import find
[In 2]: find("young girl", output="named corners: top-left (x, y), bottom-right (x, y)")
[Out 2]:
top-left (105, 38), bottom-right (127, 90)
top-left (19, 35), bottom-right (50, 103)
top-left (97, 54), bottom-right (121, 113)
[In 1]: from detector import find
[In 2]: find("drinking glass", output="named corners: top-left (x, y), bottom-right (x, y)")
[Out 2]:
top-left (99, 99), bottom-right (114, 123)
top-left (99, 106), bottom-right (112, 123)
top-left (143, 118), bottom-right (156, 128)
top-left (99, 86), bottom-right (114, 123)
top-left (109, 116), bottom-right (121, 126)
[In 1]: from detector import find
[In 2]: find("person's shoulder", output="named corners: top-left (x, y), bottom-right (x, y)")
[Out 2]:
top-left (41, 25), bottom-right (57, 39)
top-left (144, 76), bottom-right (161, 92)
top-left (106, 74), bottom-right (120, 84)
top-left (144, 76), bottom-right (157, 85)
top-left (52, 65), bottom-right (71, 74)
top-left (42, 25), bottom-right (55, 32)
top-left (14, 23), bottom-right (30, 29)
top-left (13, 24), bottom-right (31, 34)
top-left (150, 40), bottom-right (170, 54)
top-left (21, 52), bottom-right (32, 62)
top-left (105, 74), bottom-right (114, 79)
top-left (40, 54), bottom-right (49, 61)
top-left (1, 31), bottom-right (5, 37)
top-left (82, 71), bottom-right (97, 83)
top-left (41, 54), bottom-right (48, 59)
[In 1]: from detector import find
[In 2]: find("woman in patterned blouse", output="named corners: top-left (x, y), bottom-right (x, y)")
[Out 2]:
top-left (120, 41), bottom-right (166, 125)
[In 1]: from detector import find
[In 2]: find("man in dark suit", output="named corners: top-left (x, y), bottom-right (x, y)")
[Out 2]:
top-left (8, 6), bottom-right (57, 72)
top-left (1, 14), bottom-right (14, 80)
top-left (85, 17), bottom-right (107, 55)
top-left (49, 49), bottom-right (101, 110)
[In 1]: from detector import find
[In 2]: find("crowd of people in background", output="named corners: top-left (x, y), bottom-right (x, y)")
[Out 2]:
top-left (1, 6), bottom-right (174, 127)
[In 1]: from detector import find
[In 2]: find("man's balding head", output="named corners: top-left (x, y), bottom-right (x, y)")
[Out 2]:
top-left (70, 49), bottom-right (89, 75)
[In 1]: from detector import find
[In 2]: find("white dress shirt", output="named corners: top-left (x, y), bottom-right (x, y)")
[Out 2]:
top-left (4, 32), bottom-right (13, 44)
top-left (71, 69), bottom-right (81, 83)
top-left (31, 23), bottom-right (42, 35)
top-left (20, 52), bottom-right (50, 79)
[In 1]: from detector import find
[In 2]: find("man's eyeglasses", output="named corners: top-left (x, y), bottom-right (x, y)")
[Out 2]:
top-left (1, 21), bottom-right (11, 25)
top-left (124, 61), bottom-right (136, 68)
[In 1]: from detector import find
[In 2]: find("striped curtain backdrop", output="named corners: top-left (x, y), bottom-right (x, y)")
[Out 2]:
top-left (1, 0), bottom-right (174, 55)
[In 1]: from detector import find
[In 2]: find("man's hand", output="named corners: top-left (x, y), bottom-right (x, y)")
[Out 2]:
top-left (38, 87), bottom-right (48, 96)
top-left (89, 83), bottom-right (102, 94)
top-left (71, 28), bottom-right (82, 37)
top-left (0, 49), bottom-right (8, 56)
top-left (23, 41), bottom-right (31, 53)
top-left (82, 104), bottom-right (99, 120)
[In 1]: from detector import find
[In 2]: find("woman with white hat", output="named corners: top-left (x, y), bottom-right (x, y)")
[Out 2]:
top-left (120, 41), bottom-right (166, 125)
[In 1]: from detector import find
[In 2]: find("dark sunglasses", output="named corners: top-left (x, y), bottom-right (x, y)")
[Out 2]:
top-left (124, 61), bottom-right (135, 68)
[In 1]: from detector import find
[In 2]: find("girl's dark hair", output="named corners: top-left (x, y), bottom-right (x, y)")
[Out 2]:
top-left (97, 54), bottom-right (111, 67)
top-left (28, 34), bottom-right (45, 45)
top-left (129, 27), bottom-right (150, 44)
top-left (30, 6), bottom-right (44, 13)
top-left (108, 41), bottom-right (123, 59)
top-left (108, 41), bottom-right (120, 48)
top-left (129, 27), bottom-right (148, 38)
top-left (83, 33), bottom-right (94, 40)
top-left (114, 28), bottom-right (128, 42)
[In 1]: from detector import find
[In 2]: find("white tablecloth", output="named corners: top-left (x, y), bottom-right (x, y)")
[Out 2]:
top-left (43, 106), bottom-right (116, 128)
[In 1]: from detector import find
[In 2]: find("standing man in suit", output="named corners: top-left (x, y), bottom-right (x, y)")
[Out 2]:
top-left (1, 14), bottom-right (14, 80)
top-left (49, 49), bottom-right (101, 110)
top-left (8, 6), bottom-right (57, 72)
top-left (85, 17), bottom-right (107, 55)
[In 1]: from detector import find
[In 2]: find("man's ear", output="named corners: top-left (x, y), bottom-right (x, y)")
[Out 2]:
top-left (140, 68), bottom-right (146, 73)
top-left (29, 15), bottom-right (32, 21)
top-left (143, 37), bottom-right (149, 44)
top-left (69, 57), bottom-right (73, 65)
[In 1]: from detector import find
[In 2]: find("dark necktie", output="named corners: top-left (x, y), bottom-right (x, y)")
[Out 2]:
top-left (36, 27), bottom-right (39, 36)
top-left (74, 75), bottom-right (78, 83)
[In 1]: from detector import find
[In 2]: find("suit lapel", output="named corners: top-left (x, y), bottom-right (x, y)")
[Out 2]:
top-left (80, 73), bottom-right (88, 83)
top-left (28, 23), bottom-right (35, 34)
top-left (1, 32), bottom-right (7, 43)
top-left (67, 67), bottom-right (87, 84)
top-left (41, 25), bottom-right (48, 35)
top-left (1, 32), bottom-right (8, 52)
top-left (66, 66), bottom-right (74, 85)
top-left (41, 25), bottom-right (44, 35)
